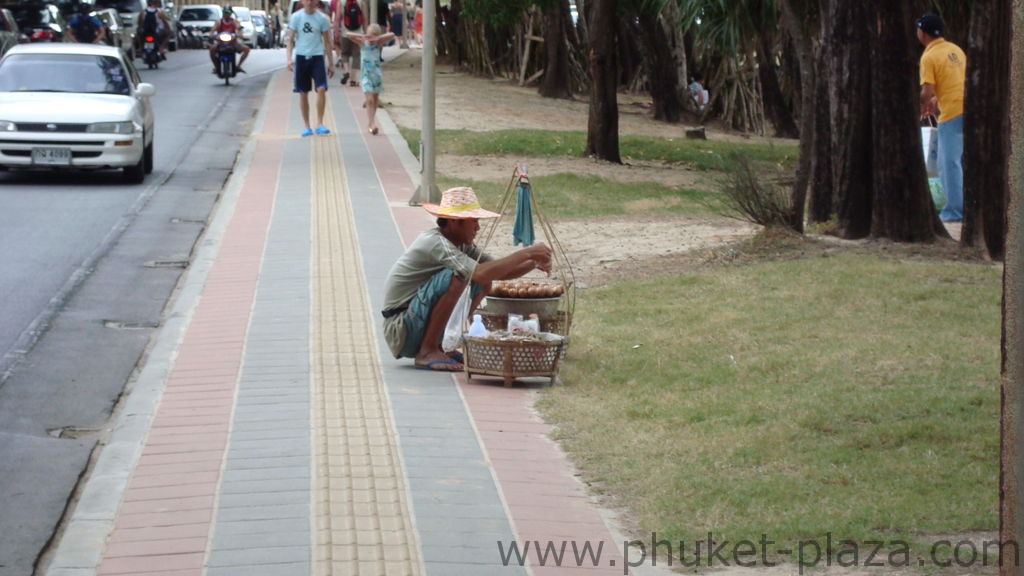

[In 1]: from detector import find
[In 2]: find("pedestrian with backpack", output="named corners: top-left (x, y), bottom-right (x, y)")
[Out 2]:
top-left (332, 0), bottom-right (362, 86)
top-left (67, 2), bottom-right (106, 44)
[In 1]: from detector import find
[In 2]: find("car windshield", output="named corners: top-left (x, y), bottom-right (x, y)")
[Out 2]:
top-left (0, 53), bottom-right (131, 95)
top-left (180, 7), bottom-right (215, 20)
top-left (11, 6), bottom-right (53, 25)
top-left (93, 0), bottom-right (141, 13)
top-left (233, 8), bottom-right (249, 20)
top-left (251, 14), bottom-right (263, 25)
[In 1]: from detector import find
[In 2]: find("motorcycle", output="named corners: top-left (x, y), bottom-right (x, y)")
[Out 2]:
top-left (213, 31), bottom-right (237, 85)
top-left (177, 23), bottom-right (199, 50)
top-left (142, 34), bottom-right (160, 69)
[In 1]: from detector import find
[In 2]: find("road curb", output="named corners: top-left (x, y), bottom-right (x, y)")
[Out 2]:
top-left (43, 71), bottom-right (276, 576)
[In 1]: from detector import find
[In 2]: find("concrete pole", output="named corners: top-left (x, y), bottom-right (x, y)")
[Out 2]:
top-left (409, 0), bottom-right (439, 204)
top-left (1003, 3), bottom-right (1024, 574)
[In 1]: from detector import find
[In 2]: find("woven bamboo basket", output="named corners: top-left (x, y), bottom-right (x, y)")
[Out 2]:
top-left (477, 310), bottom-right (572, 336)
top-left (463, 333), bottom-right (566, 387)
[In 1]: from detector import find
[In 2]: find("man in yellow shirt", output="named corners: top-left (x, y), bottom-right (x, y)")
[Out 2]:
top-left (917, 12), bottom-right (966, 222)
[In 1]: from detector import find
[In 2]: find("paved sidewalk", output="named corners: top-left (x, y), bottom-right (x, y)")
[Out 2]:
top-left (44, 56), bottom-right (631, 576)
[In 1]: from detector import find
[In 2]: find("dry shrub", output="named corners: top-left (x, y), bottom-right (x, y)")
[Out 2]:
top-left (719, 153), bottom-right (793, 227)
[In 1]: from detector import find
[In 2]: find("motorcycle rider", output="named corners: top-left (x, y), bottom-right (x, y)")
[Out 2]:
top-left (137, 0), bottom-right (171, 59)
top-left (67, 1), bottom-right (107, 44)
top-left (209, 6), bottom-right (250, 74)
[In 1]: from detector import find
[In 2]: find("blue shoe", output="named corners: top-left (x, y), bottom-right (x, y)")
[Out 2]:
top-left (300, 127), bottom-right (313, 137)
top-left (314, 125), bottom-right (330, 135)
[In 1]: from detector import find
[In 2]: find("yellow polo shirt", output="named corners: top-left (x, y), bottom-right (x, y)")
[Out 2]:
top-left (919, 38), bottom-right (966, 122)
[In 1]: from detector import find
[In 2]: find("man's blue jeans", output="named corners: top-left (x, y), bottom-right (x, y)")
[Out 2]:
top-left (937, 114), bottom-right (964, 222)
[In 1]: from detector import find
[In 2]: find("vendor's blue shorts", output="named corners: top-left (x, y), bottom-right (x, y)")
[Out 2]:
top-left (293, 54), bottom-right (327, 93)
top-left (398, 268), bottom-right (483, 358)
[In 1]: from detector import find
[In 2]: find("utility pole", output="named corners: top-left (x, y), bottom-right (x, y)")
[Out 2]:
top-left (409, 0), bottom-right (439, 204)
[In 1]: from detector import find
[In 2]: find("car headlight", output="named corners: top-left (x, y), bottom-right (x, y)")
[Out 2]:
top-left (86, 121), bottom-right (137, 134)
top-left (0, 121), bottom-right (17, 131)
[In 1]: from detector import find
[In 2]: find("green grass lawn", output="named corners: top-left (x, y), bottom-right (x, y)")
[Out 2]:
top-left (436, 173), bottom-right (718, 219)
top-left (537, 250), bottom-right (1001, 563)
top-left (399, 127), bottom-right (796, 172)
top-left (396, 123), bottom-right (997, 568)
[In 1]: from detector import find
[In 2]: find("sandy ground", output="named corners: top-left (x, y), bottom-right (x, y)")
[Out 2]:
top-left (375, 47), bottom-right (759, 287)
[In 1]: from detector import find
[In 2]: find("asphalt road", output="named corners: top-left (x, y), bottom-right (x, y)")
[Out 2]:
top-left (0, 46), bottom-right (286, 576)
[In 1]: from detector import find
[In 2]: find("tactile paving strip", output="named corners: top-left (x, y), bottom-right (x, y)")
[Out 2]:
top-left (310, 112), bottom-right (423, 576)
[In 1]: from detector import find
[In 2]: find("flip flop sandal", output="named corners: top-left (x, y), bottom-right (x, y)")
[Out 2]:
top-left (414, 358), bottom-right (463, 371)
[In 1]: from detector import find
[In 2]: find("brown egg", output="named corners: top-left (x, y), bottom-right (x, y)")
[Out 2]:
top-left (527, 286), bottom-right (539, 297)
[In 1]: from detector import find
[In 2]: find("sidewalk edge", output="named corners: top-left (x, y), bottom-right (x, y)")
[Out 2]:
top-left (44, 82), bottom-right (272, 576)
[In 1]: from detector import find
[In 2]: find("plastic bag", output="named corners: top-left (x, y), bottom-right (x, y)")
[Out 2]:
top-left (921, 126), bottom-right (939, 177)
top-left (441, 287), bottom-right (471, 352)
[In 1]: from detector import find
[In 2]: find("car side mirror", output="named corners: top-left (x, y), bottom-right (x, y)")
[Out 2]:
top-left (136, 82), bottom-right (155, 96)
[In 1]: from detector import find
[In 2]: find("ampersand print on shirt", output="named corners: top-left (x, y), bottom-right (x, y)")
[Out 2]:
top-left (303, 22), bottom-right (313, 33)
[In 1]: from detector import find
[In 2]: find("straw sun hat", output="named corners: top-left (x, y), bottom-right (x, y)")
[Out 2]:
top-left (423, 187), bottom-right (500, 219)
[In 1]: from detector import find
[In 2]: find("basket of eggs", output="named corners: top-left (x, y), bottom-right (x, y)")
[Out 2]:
top-left (479, 279), bottom-right (571, 335)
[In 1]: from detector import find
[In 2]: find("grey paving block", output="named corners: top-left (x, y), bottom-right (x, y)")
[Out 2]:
top-left (424, 561), bottom-right (527, 576)
top-left (216, 477), bottom-right (310, 495)
top-left (220, 455), bottom-right (310, 471)
top-left (212, 517), bottom-right (310, 537)
top-left (206, 562), bottom-right (310, 576)
top-left (206, 545), bottom-right (310, 567)
top-left (215, 489), bottom-right (310, 508)
top-left (220, 465), bottom-right (310, 481)
top-left (210, 527), bottom-right (310, 552)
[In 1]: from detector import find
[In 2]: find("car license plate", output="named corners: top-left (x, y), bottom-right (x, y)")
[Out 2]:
top-left (32, 147), bottom-right (71, 166)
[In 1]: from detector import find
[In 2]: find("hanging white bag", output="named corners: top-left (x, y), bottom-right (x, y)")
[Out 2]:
top-left (441, 286), bottom-right (472, 352)
top-left (921, 117), bottom-right (939, 177)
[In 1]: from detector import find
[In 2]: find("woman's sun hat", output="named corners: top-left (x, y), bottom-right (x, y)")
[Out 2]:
top-left (423, 186), bottom-right (500, 219)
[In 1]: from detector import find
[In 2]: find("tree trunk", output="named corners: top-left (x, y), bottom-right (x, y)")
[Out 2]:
top-left (962, 0), bottom-right (1010, 260)
top-left (827, 0), bottom-right (872, 239)
top-left (867, 1), bottom-right (942, 241)
top-left (539, 0), bottom-right (572, 99)
top-left (998, 0), bottom-right (1024, 558)
top-left (808, 0), bottom-right (833, 223)
top-left (629, 9), bottom-right (683, 122)
top-left (757, 27), bottom-right (800, 138)
top-left (585, 0), bottom-right (620, 163)
top-left (779, 0), bottom-right (816, 233)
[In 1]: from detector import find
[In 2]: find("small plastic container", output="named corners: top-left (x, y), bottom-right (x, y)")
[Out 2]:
top-left (507, 313), bottom-right (525, 332)
top-left (468, 314), bottom-right (488, 337)
top-left (523, 314), bottom-right (540, 333)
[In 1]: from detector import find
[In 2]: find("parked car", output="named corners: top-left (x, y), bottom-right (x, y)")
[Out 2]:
top-left (94, 7), bottom-right (131, 52)
top-left (0, 43), bottom-right (156, 182)
top-left (9, 2), bottom-right (66, 42)
top-left (0, 8), bottom-right (26, 55)
top-left (92, 0), bottom-right (145, 54)
top-left (250, 9), bottom-right (269, 48)
top-left (230, 5), bottom-right (253, 48)
top-left (176, 3), bottom-right (219, 45)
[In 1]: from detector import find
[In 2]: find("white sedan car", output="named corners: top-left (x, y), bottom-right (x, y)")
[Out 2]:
top-left (0, 43), bottom-right (156, 183)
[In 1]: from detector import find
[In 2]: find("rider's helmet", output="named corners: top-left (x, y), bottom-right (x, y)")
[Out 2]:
top-left (222, 5), bottom-right (233, 15)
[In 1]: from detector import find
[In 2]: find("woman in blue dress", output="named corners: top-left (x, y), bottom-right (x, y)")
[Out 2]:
top-left (348, 23), bottom-right (395, 135)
